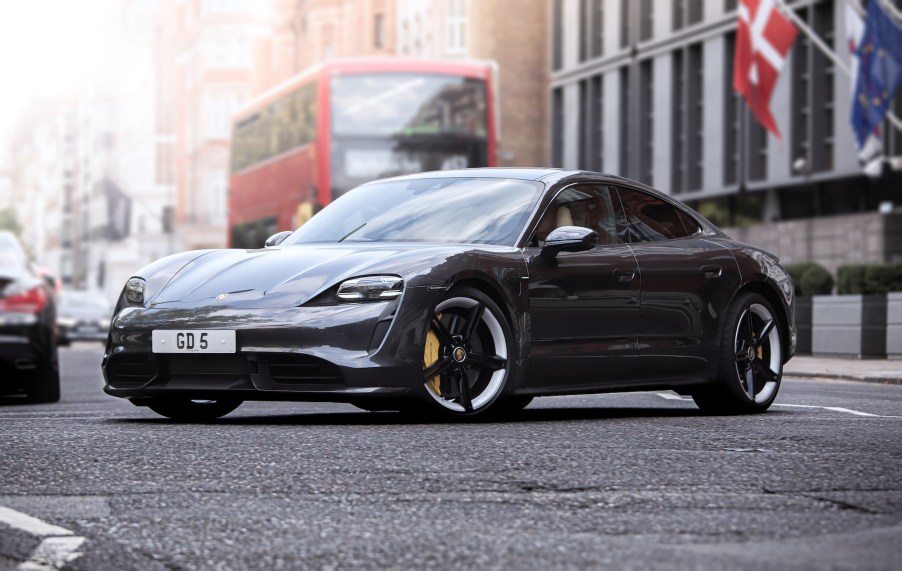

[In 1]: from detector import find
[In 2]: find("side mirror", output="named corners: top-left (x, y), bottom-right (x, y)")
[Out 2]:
top-left (541, 226), bottom-right (598, 259)
top-left (264, 231), bottom-right (293, 248)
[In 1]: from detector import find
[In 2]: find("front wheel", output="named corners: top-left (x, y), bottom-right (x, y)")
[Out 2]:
top-left (147, 398), bottom-right (242, 421)
top-left (420, 287), bottom-right (514, 417)
top-left (693, 292), bottom-right (784, 414)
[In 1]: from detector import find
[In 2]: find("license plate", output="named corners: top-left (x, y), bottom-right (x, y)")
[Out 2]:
top-left (152, 330), bottom-right (236, 354)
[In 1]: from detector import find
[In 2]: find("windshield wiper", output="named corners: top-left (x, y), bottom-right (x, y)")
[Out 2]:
top-left (338, 223), bottom-right (366, 242)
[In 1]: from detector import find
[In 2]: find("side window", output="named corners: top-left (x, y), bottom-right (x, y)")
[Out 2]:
top-left (615, 187), bottom-right (693, 242)
top-left (529, 185), bottom-right (625, 247)
top-left (675, 208), bottom-right (702, 235)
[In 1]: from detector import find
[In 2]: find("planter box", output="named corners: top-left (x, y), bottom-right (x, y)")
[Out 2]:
top-left (794, 296), bottom-right (813, 355)
top-left (889, 292), bottom-right (902, 359)
top-left (812, 294), bottom-right (887, 359)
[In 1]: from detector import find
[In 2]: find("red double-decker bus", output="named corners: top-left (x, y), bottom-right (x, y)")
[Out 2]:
top-left (228, 58), bottom-right (497, 248)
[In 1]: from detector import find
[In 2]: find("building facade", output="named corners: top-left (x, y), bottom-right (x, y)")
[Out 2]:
top-left (398, 0), bottom-right (550, 167)
top-left (550, 0), bottom-right (902, 272)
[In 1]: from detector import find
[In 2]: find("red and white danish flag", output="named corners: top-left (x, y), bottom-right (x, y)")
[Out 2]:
top-left (733, 0), bottom-right (798, 139)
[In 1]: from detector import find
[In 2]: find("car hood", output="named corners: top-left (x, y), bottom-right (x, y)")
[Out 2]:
top-left (150, 243), bottom-right (487, 308)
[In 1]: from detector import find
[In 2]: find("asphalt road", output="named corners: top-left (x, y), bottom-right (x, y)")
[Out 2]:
top-left (1, 344), bottom-right (901, 570)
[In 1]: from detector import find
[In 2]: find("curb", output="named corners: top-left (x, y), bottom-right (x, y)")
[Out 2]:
top-left (785, 371), bottom-right (902, 386)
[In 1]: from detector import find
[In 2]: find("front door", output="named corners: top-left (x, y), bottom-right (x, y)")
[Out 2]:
top-left (525, 184), bottom-right (640, 389)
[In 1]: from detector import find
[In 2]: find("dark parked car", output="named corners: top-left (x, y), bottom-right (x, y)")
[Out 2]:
top-left (103, 169), bottom-right (796, 420)
top-left (58, 290), bottom-right (112, 345)
top-left (0, 231), bottom-right (60, 403)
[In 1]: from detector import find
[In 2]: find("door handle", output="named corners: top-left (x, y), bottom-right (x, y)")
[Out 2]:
top-left (613, 268), bottom-right (636, 282)
top-left (700, 265), bottom-right (723, 278)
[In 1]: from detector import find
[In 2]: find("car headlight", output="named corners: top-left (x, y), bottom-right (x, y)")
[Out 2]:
top-left (337, 276), bottom-right (403, 301)
top-left (125, 277), bottom-right (147, 305)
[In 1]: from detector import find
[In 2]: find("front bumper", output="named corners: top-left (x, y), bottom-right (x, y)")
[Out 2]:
top-left (102, 301), bottom-right (418, 402)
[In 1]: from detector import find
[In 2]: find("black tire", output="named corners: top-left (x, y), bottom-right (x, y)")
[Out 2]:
top-left (693, 292), bottom-right (784, 414)
top-left (419, 286), bottom-right (515, 417)
top-left (147, 398), bottom-right (242, 421)
top-left (25, 344), bottom-right (60, 404)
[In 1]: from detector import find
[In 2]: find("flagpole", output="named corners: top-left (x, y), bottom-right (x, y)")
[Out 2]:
top-left (771, 0), bottom-right (902, 133)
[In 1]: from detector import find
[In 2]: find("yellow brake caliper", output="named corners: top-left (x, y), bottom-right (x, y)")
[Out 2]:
top-left (424, 313), bottom-right (442, 396)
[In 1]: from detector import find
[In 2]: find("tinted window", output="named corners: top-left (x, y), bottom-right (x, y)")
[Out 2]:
top-left (529, 185), bottom-right (625, 247)
top-left (615, 187), bottom-right (693, 242)
top-left (285, 178), bottom-right (543, 246)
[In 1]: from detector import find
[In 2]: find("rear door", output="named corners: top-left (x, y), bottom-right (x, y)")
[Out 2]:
top-left (613, 186), bottom-right (740, 379)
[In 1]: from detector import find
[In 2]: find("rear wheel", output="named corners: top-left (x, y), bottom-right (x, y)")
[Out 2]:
top-left (693, 292), bottom-right (783, 414)
top-left (147, 398), bottom-right (242, 421)
top-left (421, 287), bottom-right (513, 417)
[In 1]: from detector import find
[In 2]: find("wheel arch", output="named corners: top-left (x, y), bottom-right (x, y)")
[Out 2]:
top-left (733, 280), bottom-right (792, 363)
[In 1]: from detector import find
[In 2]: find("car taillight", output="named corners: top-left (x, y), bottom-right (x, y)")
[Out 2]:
top-left (0, 286), bottom-right (48, 314)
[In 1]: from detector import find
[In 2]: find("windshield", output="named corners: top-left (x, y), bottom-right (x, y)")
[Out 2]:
top-left (284, 177), bottom-right (543, 246)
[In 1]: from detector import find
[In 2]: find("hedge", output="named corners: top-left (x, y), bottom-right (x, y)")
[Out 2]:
top-left (836, 263), bottom-right (902, 295)
top-left (784, 262), bottom-right (834, 297)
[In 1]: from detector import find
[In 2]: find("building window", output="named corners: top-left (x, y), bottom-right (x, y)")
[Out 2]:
top-left (639, 60), bottom-right (653, 186)
top-left (551, 87), bottom-right (564, 167)
top-left (724, 32), bottom-right (740, 187)
top-left (620, 0), bottom-right (631, 49)
top-left (673, 0), bottom-right (703, 31)
top-left (620, 66), bottom-right (632, 177)
top-left (374, 13), bottom-right (385, 48)
top-left (687, 43), bottom-right (703, 191)
top-left (203, 91), bottom-right (243, 140)
top-left (747, 109), bottom-right (768, 182)
top-left (790, 2), bottom-right (834, 175)
top-left (445, 0), bottom-right (466, 54)
top-left (201, 0), bottom-right (247, 15)
top-left (672, 43), bottom-right (704, 193)
top-left (203, 38), bottom-right (250, 69)
top-left (639, 0), bottom-right (654, 42)
top-left (725, 0), bottom-right (738, 12)
top-left (592, 0), bottom-right (604, 58)
top-left (591, 75), bottom-right (603, 172)
top-left (578, 74), bottom-right (603, 171)
top-left (671, 50), bottom-right (685, 193)
top-left (581, 0), bottom-right (606, 61)
top-left (552, 0), bottom-right (563, 70)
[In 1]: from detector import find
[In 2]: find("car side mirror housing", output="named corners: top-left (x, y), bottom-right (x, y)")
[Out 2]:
top-left (541, 226), bottom-right (598, 259)
top-left (264, 231), bottom-right (293, 248)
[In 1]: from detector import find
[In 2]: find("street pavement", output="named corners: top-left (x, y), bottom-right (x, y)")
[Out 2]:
top-left (1, 344), bottom-right (901, 570)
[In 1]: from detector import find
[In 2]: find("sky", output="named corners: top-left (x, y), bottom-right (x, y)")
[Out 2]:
top-left (0, 0), bottom-right (118, 152)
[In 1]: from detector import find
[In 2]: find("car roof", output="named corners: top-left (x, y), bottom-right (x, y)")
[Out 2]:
top-left (375, 167), bottom-right (579, 182)
top-left (370, 167), bottom-right (667, 188)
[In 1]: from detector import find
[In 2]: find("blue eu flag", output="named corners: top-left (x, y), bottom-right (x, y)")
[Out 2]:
top-left (851, 0), bottom-right (902, 150)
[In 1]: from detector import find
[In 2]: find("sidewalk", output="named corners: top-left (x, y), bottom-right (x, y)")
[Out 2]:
top-left (785, 355), bottom-right (902, 385)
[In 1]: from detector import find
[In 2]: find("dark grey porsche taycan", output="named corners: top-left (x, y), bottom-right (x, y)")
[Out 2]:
top-left (103, 168), bottom-right (796, 420)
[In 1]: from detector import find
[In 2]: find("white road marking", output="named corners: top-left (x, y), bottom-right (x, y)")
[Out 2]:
top-left (19, 537), bottom-right (86, 571)
top-left (654, 393), bottom-right (900, 418)
top-left (656, 393), bottom-right (687, 401)
top-left (0, 506), bottom-right (86, 569)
